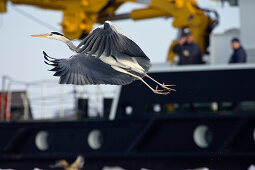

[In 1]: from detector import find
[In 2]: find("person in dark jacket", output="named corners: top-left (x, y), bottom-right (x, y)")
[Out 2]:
top-left (229, 38), bottom-right (247, 63)
top-left (172, 32), bottom-right (204, 65)
top-left (228, 38), bottom-right (247, 111)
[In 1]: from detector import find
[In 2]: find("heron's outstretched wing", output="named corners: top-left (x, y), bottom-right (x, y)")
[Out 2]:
top-left (77, 21), bottom-right (149, 60)
top-left (43, 51), bottom-right (136, 85)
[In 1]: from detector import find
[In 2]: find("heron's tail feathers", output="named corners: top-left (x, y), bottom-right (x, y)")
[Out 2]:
top-left (135, 57), bottom-right (151, 72)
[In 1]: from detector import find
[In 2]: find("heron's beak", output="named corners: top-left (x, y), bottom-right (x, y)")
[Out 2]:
top-left (31, 33), bottom-right (50, 38)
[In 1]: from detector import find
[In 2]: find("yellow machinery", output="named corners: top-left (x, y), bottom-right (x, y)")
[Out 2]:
top-left (0, 0), bottom-right (218, 64)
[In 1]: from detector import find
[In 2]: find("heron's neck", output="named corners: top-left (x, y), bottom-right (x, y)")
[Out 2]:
top-left (56, 36), bottom-right (78, 52)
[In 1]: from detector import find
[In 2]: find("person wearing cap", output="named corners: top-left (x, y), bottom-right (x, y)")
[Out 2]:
top-left (229, 38), bottom-right (247, 63)
top-left (172, 32), bottom-right (204, 65)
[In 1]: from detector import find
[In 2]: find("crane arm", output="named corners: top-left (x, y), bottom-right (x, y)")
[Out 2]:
top-left (0, 0), bottom-right (218, 59)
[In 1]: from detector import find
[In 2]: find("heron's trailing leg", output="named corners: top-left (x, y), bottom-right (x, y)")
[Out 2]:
top-left (111, 66), bottom-right (169, 95)
top-left (143, 73), bottom-right (176, 91)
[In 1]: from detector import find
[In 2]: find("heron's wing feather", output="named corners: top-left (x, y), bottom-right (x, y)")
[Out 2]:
top-left (77, 23), bottom-right (149, 59)
top-left (43, 51), bottom-right (137, 85)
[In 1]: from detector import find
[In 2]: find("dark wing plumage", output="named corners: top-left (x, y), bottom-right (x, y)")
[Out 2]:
top-left (76, 22), bottom-right (149, 60)
top-left (43, 51), bottom-right (137, 85)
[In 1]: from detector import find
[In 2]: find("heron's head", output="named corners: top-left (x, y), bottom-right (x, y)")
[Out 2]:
top-left (31, 32), bottom-right (78, 52)
top-left (31, 32), bottom-right (68, 41)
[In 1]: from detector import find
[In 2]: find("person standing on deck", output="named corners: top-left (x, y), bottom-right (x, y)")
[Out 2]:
top-left (229, 38), bottom-right (247, 63)
top-left (172, 32), bottom-right (204, 65)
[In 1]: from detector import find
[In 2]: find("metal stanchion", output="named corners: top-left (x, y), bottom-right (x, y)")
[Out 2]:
top-left (41, 82), bottom-right (46, 119)
top-left (0, 76), bottom-right (6, 121)
top-left (5, 82), bottom-right (12, 121)
top-left (59, 85), bottom-right (65, 118)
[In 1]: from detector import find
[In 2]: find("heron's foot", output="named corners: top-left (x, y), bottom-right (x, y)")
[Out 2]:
top-left (153, 85), bottom-right (170, 95)
top-left (160, 83), bottom-right (176, 91)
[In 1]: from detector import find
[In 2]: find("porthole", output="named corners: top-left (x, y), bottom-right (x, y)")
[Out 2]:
top-left (87, 129), bottom-right (103, 150)
top-left (35, 131), bottom-right (49, 151)
top-left (193, 125), bottom-right (212, 148)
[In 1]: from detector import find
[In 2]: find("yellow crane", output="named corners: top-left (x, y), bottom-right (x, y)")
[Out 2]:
top-left (0, 0), bottom-right (218, 64)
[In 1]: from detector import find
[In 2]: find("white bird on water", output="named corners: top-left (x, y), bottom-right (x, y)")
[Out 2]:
top-left (31, 21), bottom-right (175, 95)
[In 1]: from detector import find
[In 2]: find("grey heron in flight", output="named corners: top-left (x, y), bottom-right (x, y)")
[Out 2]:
top-left (31, 21), bottom-right (175, 95)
